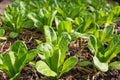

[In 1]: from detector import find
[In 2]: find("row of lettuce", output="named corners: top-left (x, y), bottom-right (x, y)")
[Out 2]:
top-left (0, 0), bottom-right (120, 80)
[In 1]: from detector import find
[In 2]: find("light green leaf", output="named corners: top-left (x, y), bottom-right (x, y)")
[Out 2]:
top-left (94, 30), bottom-right (105, 42)
top-left (51, 49), bottom-right (59, 73)
top-left (61, 56), bottom-right (78, 75)
top-left (88, 35), bottom-right (98, 54)
top-left (10, 72), bottom-right (20, 80)
top-left (48, 10), bottom-right (57, 26)
top-left (79, 61), bottom-right (92, 67)
top-left (9, 32), bottom-right (18, 38)
top-left (29, 61), bottom-right (36, 68)
top-left (10, 40), bottom-right (27, 58)
top-left (0, 37), bottom-right (6, 40)
top-left (23, 20), bottom-right (34, 28)
top-left (58, 32), bottom-right (71, 67)
top-left (104, 35), bottom-right (120, 62)
top-left (109, 61), bottom-right (120, 70)
top-left (70, 31), bottom-right (81, 40)
top-left (57, 20), bottom-right (72, 34)
top-left (104, 24), bottom-right (114, 41)
top-left (37, 43), bottom-right (53, 59)
top-left (36, 61), bottom-right (57, 77)
top-left (28, 13), bottom-right (38, 23)
top-left (8, 51), bottom-right (16, 66)
top-left (93, 56), bottom-right (108, 72)
top-left (2, 54), bottom-right (15, 77)
top-left (44, 26), bottom-right (57, 44)
top-left (0, 29), bottom-right (5, 37)
top-left (25, 49), bottom-right (37, 62)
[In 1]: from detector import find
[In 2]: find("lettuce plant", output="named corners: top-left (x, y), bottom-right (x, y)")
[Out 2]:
top-left (28, 10), bottom-right (57, 32)
top-left (88, 35), bottom-right (120, 72)
top-left (0, 40), bottom-right (37, 80)
top-left (74, 12), bottom-right (98, 34)
top-left (32, 26), bottom-right (78, 79)
top-left (2, 1), bottom-right (33, 38)
top-left (93, 24), bottom-right (114, 42)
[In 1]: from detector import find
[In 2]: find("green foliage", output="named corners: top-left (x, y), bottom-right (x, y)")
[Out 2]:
top-left (93, 24), bottom-right (114, 42)
top-left (1, 0), bottom-right (120, 78)
top-left (1, 1), bottom-right (33, 38)
top-left (33, 26), bottom-right (78, 79)
top-left (57, 20), bottom-right (72, 34)
top-left (36, 61), bottom-right (57, 77)
top-left (0, 40), bottom-right (37, 80)
top-left (0, 28), bottom-right (6, 40)
top-left (79, 61), bottom-right (92, 67)
top-left (28, 10), bottom-right (57, 32)
top-left (109, 61), bottom-right (120, 70)
top-left (88, 35), bottom-right (120, 72)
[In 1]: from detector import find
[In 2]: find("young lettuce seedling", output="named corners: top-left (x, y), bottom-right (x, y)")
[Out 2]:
top-left (28, 10), bottom-right (57, 33)
top-left (32, 26), bottom-right (78, 79)
top-left (2, 1), bottom-right (33, 38)
top-left (88, 34), bottom-right (120, 72)
top-left (0, 40), bottom-right (37, 80)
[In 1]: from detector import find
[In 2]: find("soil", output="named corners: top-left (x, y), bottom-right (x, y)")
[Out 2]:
top-left (0, 0), bottom-right (120, 80)
top-left (0, 0), bottom-right (11, 13)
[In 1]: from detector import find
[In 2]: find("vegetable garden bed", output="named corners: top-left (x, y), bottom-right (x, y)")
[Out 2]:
top-left (0, 0), bottom-right (120, 80)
